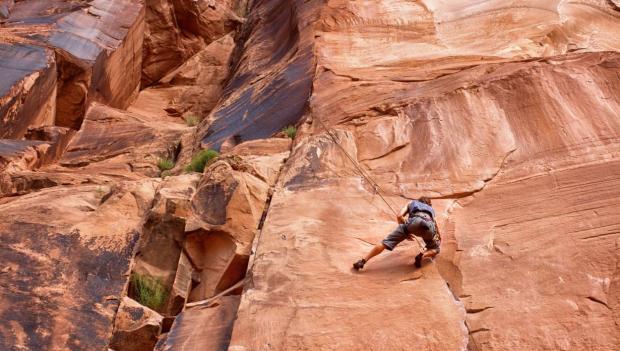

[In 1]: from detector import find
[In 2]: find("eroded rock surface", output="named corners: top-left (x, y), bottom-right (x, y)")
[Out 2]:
top-left (1, 0), bottom-right (145, 129)
top-left (0, 44), bottom-right (56, 138)
top-left (110, 297), bottom-right (164, 351)
top-left (58, 102), bottom-right (185, 179)
top-left (1, 0), bottom-right (620, 350)
top-left (197, 0), bottom-right (318, 150)
top-left (142, 0), bottom-right (243, 86)
top-left (0, 182), bottom-right (157, 350)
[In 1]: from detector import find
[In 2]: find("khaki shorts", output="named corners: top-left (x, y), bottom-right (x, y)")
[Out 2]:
top-left (382, 217), bottom-right (440, 252)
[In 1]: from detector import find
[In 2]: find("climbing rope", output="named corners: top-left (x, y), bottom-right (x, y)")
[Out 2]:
top-left (313, 116), bottom-right (401, 217)
top-left (313, 116), bottom-right (428, 252)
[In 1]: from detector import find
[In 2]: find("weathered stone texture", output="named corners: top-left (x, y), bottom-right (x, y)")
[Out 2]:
top-left (227, 1), bottom-right (620, 350)
top-left (197, 0), bottom-right (318, 150)
top-left (0, 0), bottom-right (145, 131)
top-left (0, 182), bottom-right (157, 350)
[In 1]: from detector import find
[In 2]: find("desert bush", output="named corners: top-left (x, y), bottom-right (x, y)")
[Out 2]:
top-left (184, 149), bottom-right (219, 173)
top-left (283, 125), bottom-right (297, 139)
top-left (130, 273), bottom-right (168, 310)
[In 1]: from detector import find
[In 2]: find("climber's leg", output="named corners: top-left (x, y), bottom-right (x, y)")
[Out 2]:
top-left (364, 243), bottom-right (386, 262)
top-left (415, 238), bottom-right (441, 268)
top-left (353, 224), bottom-right (408, 270)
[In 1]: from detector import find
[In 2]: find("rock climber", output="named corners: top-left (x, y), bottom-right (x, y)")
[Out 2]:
top-left (353, 197), bottom-right (441, 271)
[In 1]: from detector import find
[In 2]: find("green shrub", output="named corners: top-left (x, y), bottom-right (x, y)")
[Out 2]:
top-left (184, 149), bottom-right (219, 173)
top-left (157, 158), bottom-right (175, 171)
top-left (184, 114), bottom-right (199, 127)
top-left (283, 125), bottom-right (297, 139)
top-left (130, 273), bottom-right (168, 310)
top-left (161, 170), bottom-right (172, 178)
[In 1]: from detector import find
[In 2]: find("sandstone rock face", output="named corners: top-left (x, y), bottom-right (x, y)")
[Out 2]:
top-left (129, 174), bottom-right (200, 317)
top-left (141, 0), bottom-right (242, 86)
top-left (228, 177), bottom-right (468, 350)
top-left (226, 1), bottom-right (620, 350)
top-left (110, 297), bottom-right (164, 351)
top-left (0, 0), bottom-right (145, 130)
top-left (1, 0), bottom-right (620, 350)
top-left (197, 0), bottom-right (318, 150)
top-left (59, 102), bottom-right (185, 179)
top-left (0, 0), bottom-right (252, 349)
top-left (155, 296), bottom-right (240, 351)
top-left (160, 33), bottom-right (236, 119)
top-left (0, 181), bottom-right (157, 350)
top-left (187, 139), bottom-right (291, 302)
top-left (0, 44), bottom-right (56, 138)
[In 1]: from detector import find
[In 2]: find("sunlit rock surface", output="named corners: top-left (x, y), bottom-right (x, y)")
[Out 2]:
top-left (0, 44), bottom-right (56, 138)
top-left (227, 1), bottom-right (620, 350)
top-left (0, 0), bottom-right (619, 350)
top-left (141, 0), bottom-right (242, 86)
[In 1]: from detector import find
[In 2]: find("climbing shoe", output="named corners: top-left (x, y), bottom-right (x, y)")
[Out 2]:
top-left (414, 253), bottom-right (423, 268)
top-left (353, 259), bottom-right (366, 271)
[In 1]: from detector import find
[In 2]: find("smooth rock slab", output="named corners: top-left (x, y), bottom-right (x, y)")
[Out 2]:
top-left (228, 178), bottom-right (467, 351)
top-left (59, 102), bottom-right (185, 179)
top-left (446, 156), bottom-right (620, 350)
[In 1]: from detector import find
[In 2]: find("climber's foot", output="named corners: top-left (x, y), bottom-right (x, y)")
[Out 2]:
top-left (353, 259), bottom-right (366, 271)
top-left (414, 253), bottom-right (423, 268)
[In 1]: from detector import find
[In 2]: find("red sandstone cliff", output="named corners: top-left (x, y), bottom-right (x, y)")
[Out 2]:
top-left (1, 1), bottom-right (619, 350)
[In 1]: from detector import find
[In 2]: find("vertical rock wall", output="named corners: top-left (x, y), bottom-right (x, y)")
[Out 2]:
top-left (226, 1), bottom-right (620, 350)
top-left (1, 0), bottom-right (620, 350)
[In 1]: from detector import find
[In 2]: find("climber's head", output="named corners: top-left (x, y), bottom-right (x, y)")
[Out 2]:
top-left (418, 196), bottom-right (431, 206)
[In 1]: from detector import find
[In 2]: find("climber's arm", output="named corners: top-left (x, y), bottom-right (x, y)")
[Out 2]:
top-left (396, 204), bottom-right (408, 224)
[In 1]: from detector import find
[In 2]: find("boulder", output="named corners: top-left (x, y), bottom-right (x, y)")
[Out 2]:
top-left (227, 138), bottom-right (291, 186)
top-left (155, 296), bottom-right (240, 351)
top-left (0, 44), bottom-right (57, 138)
top-left (109, 297), bottom-right (164, 351)
top-left (187, 160), bottom-right (268, 301)
top-left (191, 161), bottom-right (268, 253)
top-left (1, 0), bottom-right (145, 129)
top-left (130, 174), bottom-right (200, 316)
